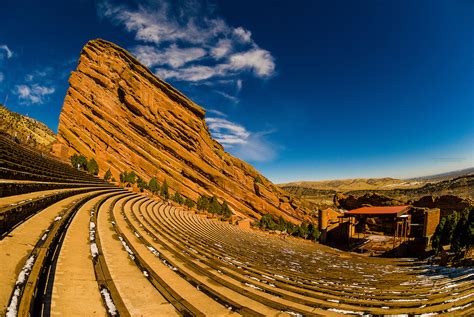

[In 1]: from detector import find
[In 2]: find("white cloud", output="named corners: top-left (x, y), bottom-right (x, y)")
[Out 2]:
top-left (0, 45), bottom-right (13, 59)
top-left (215, 90), bottom-right (239, 103)
top-left (98, 0), bottom-right (276, 82)
top-left (14, 84), bottom-right (55, 104)
top-left (206, 117), bottom-right (250, 145)
top-left (99, 1), bottom-right (229, 45)
top-left (211, 39), bottom-right (233, 59)
top-left (158, 65), bottom-right (222, 81)
top-left (228, 48), bottom-right (275, 77)
top-left (206, 109), bottom-right (228, 118)
top-left (206, 115), bottom-right (277, 162)
top-left (233, 27), bottom-right (252, 43)
top-left (133, 44), bottom-right (206, 68)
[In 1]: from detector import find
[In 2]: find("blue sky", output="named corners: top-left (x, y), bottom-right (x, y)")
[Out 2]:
top-left (0, 0), bottom-right (473, 183)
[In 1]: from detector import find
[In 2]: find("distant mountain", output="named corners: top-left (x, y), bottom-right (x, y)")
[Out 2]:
top-left (279, 177), bottom-right (424, 191)
top-left (408, 167), bottom-right (474, 182)
top-left (0, 104), bottom-right (56, 152)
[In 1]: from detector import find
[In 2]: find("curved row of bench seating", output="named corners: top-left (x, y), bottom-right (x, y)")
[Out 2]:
top-left (1, 134), bottom-right (473, 316)
top-left (0, 135), bottom-right (107, 184)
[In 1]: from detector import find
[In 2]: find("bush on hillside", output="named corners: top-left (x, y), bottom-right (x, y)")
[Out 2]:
top-left (160, 179), bottom-right (169, 199)
top-left (432, 207), bottom-right (474, 256)
top-left (87, 158), bottom-right (99, 175)
top-left (104, 169), bottom-right (112, 181)
top-left (70, 154), bottom-right (88, 170)
top-left (148, 177), bottom-right (160, 195)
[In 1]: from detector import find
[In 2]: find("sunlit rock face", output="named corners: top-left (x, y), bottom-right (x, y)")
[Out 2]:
top-left (57, 39), bottom-right (308, 222)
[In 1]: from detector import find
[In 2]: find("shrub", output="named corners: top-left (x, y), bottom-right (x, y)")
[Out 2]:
top-left (432, 207), bottom-right (474, 255)
top-left (197, 195), bottom-right (210, 211)
top-left (196, 194), bottom-right (232, 219)
top-left (221, 201), bottom-right (232, 218)
top-left (119, 171), bottom-right (137, 187)
top-left (104, 169), bottom-right (112, 181)
top-left (184, 198), bottom-right (195, 209)
top-left (173, 192), bottom-right (184, 204)
top-left (127, 171), bottom-right (136, 185)
top-left (87, 158), bottom-right (99, 175)
top-left (451, 208), bottom-right (474, 254)
top-left (137, 176), bottom-right (148, 192)
top-left (148, 177), bottom-right (160, 195)
top-left (208, 196), bottom-right (222, 214)
top-left (161, 179), bottom-right (169, 199)
top-left (70, 154), bottom-right (87, 170)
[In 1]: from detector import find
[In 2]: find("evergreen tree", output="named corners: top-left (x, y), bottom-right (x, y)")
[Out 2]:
top-left (70, 154), bottom-right (87, 170)
top-left (173, 192), bottom-right (184, 204)
top-left (440, 212), bottom-right (459, 247)
top-left (136, 176), bottom-right (147, 192)
top-left (184, 198), bottom-right (195, 209)
top-left (126, 171), bottom-right (136, 185)
top-left (208, 196), bottom-right (222, 214)
top-left (148, 177), bottom-right (160, 195)
top-left (221, 200), bottom-right (232, 219)
top-left (197, 195), bottom-right (209, 211)
top-left (119, 171), bottom-right (127, 184)
top-left (161, 179), bottom-right (169, 199)
top-left (87, 158), bottom-right (99, 175)
top-left (432, 217), bottom-right (446, 252)
top-left (452, 208), bottom-right (474, 253)
top-left (104, 169), bottom-right (112, 181)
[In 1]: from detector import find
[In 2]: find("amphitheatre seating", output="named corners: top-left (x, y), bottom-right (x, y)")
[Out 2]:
top-left (0, 135), bottom-right (107, 184)
top-left (1, 134), bottom-right (473, 316)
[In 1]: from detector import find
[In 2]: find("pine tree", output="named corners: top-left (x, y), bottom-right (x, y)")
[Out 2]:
top-left (104, 169), bottom-right (112, 181)
top-left (221, 200), bottom-right (232, 219)
top-left (137, 176), bottom-right (147, 192)
top-left (197, 195), bottom-right (209, 211)
top-left (184, 198), bottom-right (195, 209)
top-left (70, 154), bottom-right (87, 170)
top-left (161, 179), bottom-right (169, 199)
top-left (173, 192), bottom-right (184, 204)
top-left (126, 171), bottom-right (136, 185)
top-left (148, 177), bottom-right (160, 195)
top-left (87, 158), bottom-right (99, 175)
top-left (208, 196), bottom-right (222, 214)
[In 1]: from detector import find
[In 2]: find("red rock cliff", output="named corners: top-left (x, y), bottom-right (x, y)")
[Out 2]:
top-left (57, 39), bottom-right (308, 222)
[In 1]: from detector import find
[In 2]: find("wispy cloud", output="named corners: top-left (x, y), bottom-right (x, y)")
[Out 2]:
top-left (206, 109), bottom-right (228, 118)
top-left (215, 90), bottom-right (239, 103)
top-left (14, 84), bottom-right (55, 105)
top-left (0, 45), bottom-right (13, 59)
top-left (25, 68), bottom-right (52, 82)
top-left (98, 0), bottom-right (276, 85)
top-left (133, 44), bottom-right (207, 68)
top-left (206, 113), bottom-right (277, 162)
top-left (0, 72), bottom-right (4, 83)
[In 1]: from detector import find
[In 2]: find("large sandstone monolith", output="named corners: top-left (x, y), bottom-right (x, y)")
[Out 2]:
top-left (56, 39), bottom-right (308, 222)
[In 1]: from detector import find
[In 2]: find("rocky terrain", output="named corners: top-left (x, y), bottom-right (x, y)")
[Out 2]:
top-left (0, 104), bottom-right (56, 152)
top-left (55, 39), bottom-right (307, 222)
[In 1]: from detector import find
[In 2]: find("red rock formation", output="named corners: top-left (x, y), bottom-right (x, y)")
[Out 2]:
top-left (56, 39), bottom-right (308, 222)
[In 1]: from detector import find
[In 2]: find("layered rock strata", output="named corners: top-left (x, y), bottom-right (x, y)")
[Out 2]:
top-left (57, 39), bottom-right (308, 222)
